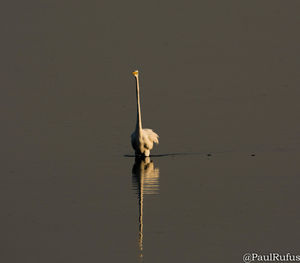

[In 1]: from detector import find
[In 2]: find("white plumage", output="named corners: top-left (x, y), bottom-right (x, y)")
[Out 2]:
top-left (131, 70), bottom-right (159, 157)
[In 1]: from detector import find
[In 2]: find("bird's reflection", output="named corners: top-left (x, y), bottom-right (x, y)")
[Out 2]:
top-left (131, 157), bottom-right (160, 260)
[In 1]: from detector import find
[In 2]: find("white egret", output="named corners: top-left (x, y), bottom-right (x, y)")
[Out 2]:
top-left (131, 70), bottom-right (159, 157)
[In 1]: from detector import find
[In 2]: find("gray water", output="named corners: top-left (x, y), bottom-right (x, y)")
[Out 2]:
top-left (1, 1), bottom-right (300, 262)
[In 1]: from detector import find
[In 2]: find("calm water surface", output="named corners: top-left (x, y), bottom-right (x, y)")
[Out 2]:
top-left (1, 1), bottom-right (300, 262)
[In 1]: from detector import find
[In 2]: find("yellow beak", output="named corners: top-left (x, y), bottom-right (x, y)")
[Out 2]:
top-left (132, 70), bottom-right (139, 77)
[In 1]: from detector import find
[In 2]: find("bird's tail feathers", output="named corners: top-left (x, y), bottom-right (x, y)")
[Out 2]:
top-left (144, 128), bottom-right (159, 144)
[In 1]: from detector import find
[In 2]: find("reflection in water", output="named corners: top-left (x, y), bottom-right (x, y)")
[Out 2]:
top-left (132, 157), bottom-right (160, 260)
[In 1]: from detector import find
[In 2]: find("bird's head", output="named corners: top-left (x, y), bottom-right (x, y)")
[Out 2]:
top-left (132, 70), bottom-right (139, 77)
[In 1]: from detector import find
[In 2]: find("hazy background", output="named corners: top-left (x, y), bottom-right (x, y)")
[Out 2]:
top-left (0, 1), bottom-right (299, 262)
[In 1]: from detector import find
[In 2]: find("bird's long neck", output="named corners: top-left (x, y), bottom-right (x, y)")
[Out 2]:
top-left (135, 76), bottom-right (142, 132)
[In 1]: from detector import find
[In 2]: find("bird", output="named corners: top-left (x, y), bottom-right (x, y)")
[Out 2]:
top-left (131, 70), bottom-right (159, 157)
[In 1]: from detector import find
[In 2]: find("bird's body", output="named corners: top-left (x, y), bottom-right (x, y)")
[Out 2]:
top-left (131, 128), bottom-right (159, 157)
top-left (131, 70), bottom-right (159, 157)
